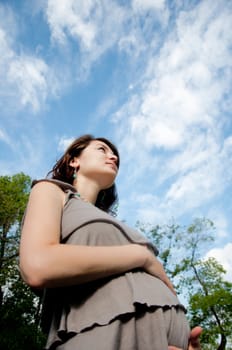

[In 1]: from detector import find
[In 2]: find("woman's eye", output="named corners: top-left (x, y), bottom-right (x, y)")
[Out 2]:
top-left (98, 146), bottom-right (105, 152)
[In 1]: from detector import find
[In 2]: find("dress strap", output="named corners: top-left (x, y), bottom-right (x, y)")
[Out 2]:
top-left (32, 178), bottom-right (77, 192)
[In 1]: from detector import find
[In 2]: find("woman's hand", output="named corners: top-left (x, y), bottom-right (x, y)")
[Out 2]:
top-left (168, 326), bottom-right (203, 350)
top-left (142, 247), bottom-right (176, 295)
top-left (187, 327), bottom-right (202, 350)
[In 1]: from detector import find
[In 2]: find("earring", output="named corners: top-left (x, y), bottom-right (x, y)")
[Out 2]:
top-left (73, 168), bottom-right (77, 179)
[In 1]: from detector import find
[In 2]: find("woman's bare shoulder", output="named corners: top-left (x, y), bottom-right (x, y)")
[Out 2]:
top-left (29, 180), bottom-right (66, 207)
top-left (32, 179), bottom-right (75, 195)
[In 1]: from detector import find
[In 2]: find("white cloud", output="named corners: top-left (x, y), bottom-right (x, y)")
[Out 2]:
top-left (46, 0), bottom-right (97, 48)
top-left (205, 243), bottom-right (232, 282)
top-left (132, 0), bottom-right (169, 27)
top-left (7, 56), bottom-right (55, 112)
top-left (206, 210), bottom-right (229, 239)
top-left (120, 128), bottom-right (232, 224)
top-left (0, 4), bottom-right (18, 40)
top-left (44, 0), bottom-right (170, 80)
top-left (118, 34), bottom-right (142, 56)
top-left (45, 0), bottom-right (127, 79)
top-left (113, 0), bottom-right (232, 223)
top-left (0, 128), bottom-right (11, 145)
top-left (0, 3), bottom-right (59, 113)
top-left (0, 0), bottom-right (231, 233)
top-left (132, 0), bottom-right (165, 11)
top-left (0, 0), bottom-right (171, 113)
top-left (163, 135), bottom-right (231, 206)
top-left (57, 136), bottom-right (75, 152)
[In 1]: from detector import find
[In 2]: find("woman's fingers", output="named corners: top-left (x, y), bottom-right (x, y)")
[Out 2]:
top-left (168, 326), bottom-right (203, 350)
top-left (143, 250), bottom-right (176, 295)
top-left (188, 327), bottom-right (203, 349)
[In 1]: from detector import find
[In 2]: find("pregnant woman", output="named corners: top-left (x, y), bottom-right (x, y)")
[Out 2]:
top-left (20, 135), bottom-right (201, 350)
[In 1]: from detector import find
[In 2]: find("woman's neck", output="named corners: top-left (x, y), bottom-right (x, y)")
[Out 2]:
top-left (73, 178), bottom-right (100, 205)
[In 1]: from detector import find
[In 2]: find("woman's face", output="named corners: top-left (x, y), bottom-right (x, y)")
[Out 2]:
top-left (70, 140), bottom-right (119, 188)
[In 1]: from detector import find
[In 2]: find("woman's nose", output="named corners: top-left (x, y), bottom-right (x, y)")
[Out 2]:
top-left (109, 153), bottom-right (118, 164)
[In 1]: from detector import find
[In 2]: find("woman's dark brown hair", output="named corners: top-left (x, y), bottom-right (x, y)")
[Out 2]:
top-left (47, 134), bottom-right (120, 215)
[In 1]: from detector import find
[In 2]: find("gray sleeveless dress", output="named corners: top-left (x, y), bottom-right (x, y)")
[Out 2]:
top-left (34, 180), bottom-right (190, 350)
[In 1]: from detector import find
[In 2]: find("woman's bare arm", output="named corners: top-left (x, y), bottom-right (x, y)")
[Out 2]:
top-left (20, 182), bottom-right (173, 292)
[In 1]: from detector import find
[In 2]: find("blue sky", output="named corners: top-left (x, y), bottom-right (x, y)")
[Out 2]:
top-left (0, 0), bottom-right (232, 280)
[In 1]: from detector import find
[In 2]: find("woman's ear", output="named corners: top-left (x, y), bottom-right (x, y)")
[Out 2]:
top-left (69, 157), bottom-right (80, 168)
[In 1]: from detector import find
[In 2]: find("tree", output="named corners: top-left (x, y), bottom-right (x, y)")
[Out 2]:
top-left (137, 218), bottom-right (215, 290)
top-left (0, 173), bottom-right (31, 305)
top-left (188, 258), bottom-right (232, 350)
top-left (138, 218), bottom-right (232, 350)
top-left (0, 173), bottom-right (45, 349)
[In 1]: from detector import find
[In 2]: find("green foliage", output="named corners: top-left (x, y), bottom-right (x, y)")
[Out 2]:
top-left (138, 218), bottom-right (232, 350)
top-left (0, 172), bottom-right (31, 226)
top-left (0, 173), bottom-right (46, 349)
top-left (137, 218), bottom-right (215, 290)
top-left (188, 258), bottom-right (232, 349)
top-left (0, 265), bottom-right (46, 349)
top-left (0, 173), bottom-right (31, 284)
